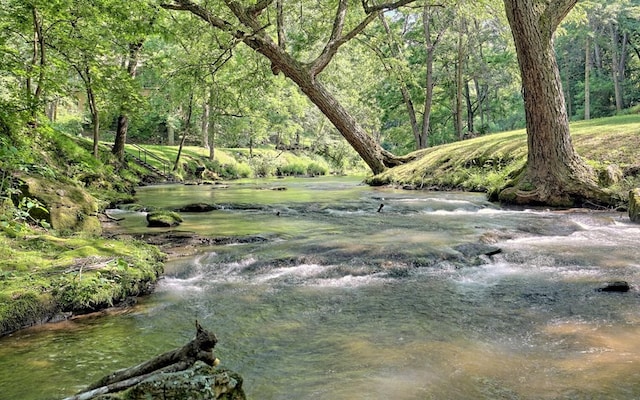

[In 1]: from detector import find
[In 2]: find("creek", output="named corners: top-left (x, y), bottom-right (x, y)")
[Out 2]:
top-left (1, 176), bottom-right (639, 399)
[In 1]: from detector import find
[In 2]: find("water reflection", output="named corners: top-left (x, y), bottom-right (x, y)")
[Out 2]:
top-left (1, 177), bottom-right (639, 399)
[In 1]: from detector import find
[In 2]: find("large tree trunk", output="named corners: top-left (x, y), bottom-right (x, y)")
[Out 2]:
top-left (255, 48), bottom-right (396, 174)
top-left (162, 0), bottom-right (406, 175)
top-left (500, 0), bottom-right (609, 206)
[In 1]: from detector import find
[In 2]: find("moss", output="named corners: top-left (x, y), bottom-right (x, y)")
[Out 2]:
top-left (0, 232), bottom-right (164, 333)
top-left (146, 211), bottom-right (183, 227)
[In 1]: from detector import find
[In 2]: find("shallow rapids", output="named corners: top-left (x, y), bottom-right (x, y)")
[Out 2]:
top-left (1, 177), bottom-right (639, 399)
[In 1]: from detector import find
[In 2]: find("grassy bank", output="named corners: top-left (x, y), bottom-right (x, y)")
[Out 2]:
top-left (123, 144), bottom-right (368, 181)
top-left (370, 114), bottom-right (640, 205)
top-left (0, 127), bottom-right (166, 335)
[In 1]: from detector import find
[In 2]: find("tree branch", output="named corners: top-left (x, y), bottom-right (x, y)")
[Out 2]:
top-left (160, 0), bottom-right (238, 36)
top-left (309, 4), bottom-right (379, 78)
top-left (542, 0), bottom-right (577, 37)
top-left (361, 0), bottom-right (422, 13)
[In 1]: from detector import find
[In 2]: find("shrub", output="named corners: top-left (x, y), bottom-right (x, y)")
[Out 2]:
top-left (278, 163), bottom-right (306, 176)
top-left (307, 162), bottom-right (328, 176)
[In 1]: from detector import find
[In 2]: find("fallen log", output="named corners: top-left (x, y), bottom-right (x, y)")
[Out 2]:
top-left (64, 320), bottom-right (221, 400)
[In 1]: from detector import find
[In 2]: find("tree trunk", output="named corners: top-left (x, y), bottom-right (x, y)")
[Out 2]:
top-left (500, 0), bottom-right (609, 206)
top-left (379, 14), bottom-right (421, 149)
top-left (174, 95), bottom-right (193, 171)
top-left (584, 36), bottom-right (591, 120)
top-left (465, 81), bottom-right (474, 135)
top-left (201, 97), bottom-right (210, 150)
top-left (207, 88), bottom-right (216, 161)
top-left (113, 42), bottom-right (144, 161)
top-left (86, 78), bottom-right (100, 158)
top-left (455, 19), bottom-right (466, 140)
top-left (610, 24), bottom-right (624, 112)
top-left (421, 4), bottom-right (445, 150)
top-left (113, 115), bottom-right (128, 157)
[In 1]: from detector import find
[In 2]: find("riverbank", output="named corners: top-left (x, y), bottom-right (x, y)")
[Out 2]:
top-left (369, 114), bottom-right (640, 208)
top-left (2, 113), bottom-right (640, 336)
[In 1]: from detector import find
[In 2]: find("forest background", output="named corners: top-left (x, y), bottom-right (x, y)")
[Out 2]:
top-left (2, 0), bottom-right (639, 175)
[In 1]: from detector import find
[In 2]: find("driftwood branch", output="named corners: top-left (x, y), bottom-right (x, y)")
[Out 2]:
top-left (64, 321), bottom-right (219, 400)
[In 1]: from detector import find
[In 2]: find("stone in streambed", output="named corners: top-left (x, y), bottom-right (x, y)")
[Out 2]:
top-left (97, 361), bottom-right (246, 400)
top-left (146, 210), bottom-right (183, 227)
top-left (598, 281), bottom-right (631, 293)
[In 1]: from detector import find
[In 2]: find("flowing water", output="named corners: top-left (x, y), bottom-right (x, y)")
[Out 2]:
top-left (1, 176), bottom-right (640, 399)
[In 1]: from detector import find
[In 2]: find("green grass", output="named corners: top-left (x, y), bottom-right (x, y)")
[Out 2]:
top-left (125, 144), bottom-right (336, 180)
top-left (370, 114), bottom-right (640, 200)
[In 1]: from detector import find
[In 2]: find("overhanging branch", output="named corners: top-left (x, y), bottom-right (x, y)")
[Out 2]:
top-left (361, 0), bottom-right (422, 13)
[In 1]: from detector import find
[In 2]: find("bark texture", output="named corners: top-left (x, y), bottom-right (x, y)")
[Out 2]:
top-left (500, 0), bottom-right (610, 206)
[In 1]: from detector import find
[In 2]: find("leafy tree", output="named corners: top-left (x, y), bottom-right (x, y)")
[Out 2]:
top-left (159, 0), bottom-right (423, 174)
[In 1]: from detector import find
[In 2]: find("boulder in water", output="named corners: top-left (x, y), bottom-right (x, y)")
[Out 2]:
top-left (102, 362), bottom-right (246, 400)
top-left (598, 281), bottom-right (631, 293)
top-left (176, 203), bottom-right (218, 212)
top-left (146, 211), bottom-right (183, 227)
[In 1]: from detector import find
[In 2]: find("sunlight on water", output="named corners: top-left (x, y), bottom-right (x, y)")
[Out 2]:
top-left (1, 177), bottom-right (639, 399)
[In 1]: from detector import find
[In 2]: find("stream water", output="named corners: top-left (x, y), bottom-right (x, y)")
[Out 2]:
top-left (1, 176), bottom-right (640, 399)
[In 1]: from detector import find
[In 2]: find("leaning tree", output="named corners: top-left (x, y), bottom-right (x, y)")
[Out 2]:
top-left (500, 0), bottom-right (610, 206)
top-left (159, 0), bottom-right (420, 175)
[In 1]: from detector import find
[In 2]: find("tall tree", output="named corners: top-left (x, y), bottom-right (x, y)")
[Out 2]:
top-left (160, 0), bottom-right (419, 174)
top-left (500, 0), bottom-right (608, 206)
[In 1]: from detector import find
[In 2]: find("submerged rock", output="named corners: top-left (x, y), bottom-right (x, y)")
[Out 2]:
top-left (598, 281), bottom-right (631, 293)
top-left (629, 188), bottom-right (640, 223)
top-left (176, 203), bottom-right (218, 212)
top-left (453, 242), bottom-right (502, 262)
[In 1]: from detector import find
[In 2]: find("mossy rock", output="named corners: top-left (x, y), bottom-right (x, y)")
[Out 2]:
top-left (96, 362), bottom-right (246, 400)
top-left (629, 188), bottom-right (640, 223)
top-left (146, 211), bottom-right (183, 227)
top-left (18, 175), bottom-right (101, 235)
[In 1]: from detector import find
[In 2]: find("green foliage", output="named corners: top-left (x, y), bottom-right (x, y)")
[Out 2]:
top-left (306, 162), bottom-right (328, 177)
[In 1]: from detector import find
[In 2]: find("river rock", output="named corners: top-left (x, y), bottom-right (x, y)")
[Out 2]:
top-left (146, 210), bottom-right (183, 227)
top-left (95, 362), bottom-right (246, 400)
top-left (176, 203), bottom-right (218, 212)
top-left (598, 281), bottom-right (630, 292)
top-left (629, 188), bottom-right (640, 223)
top-left (453, 242), bottom-right (502, 258)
